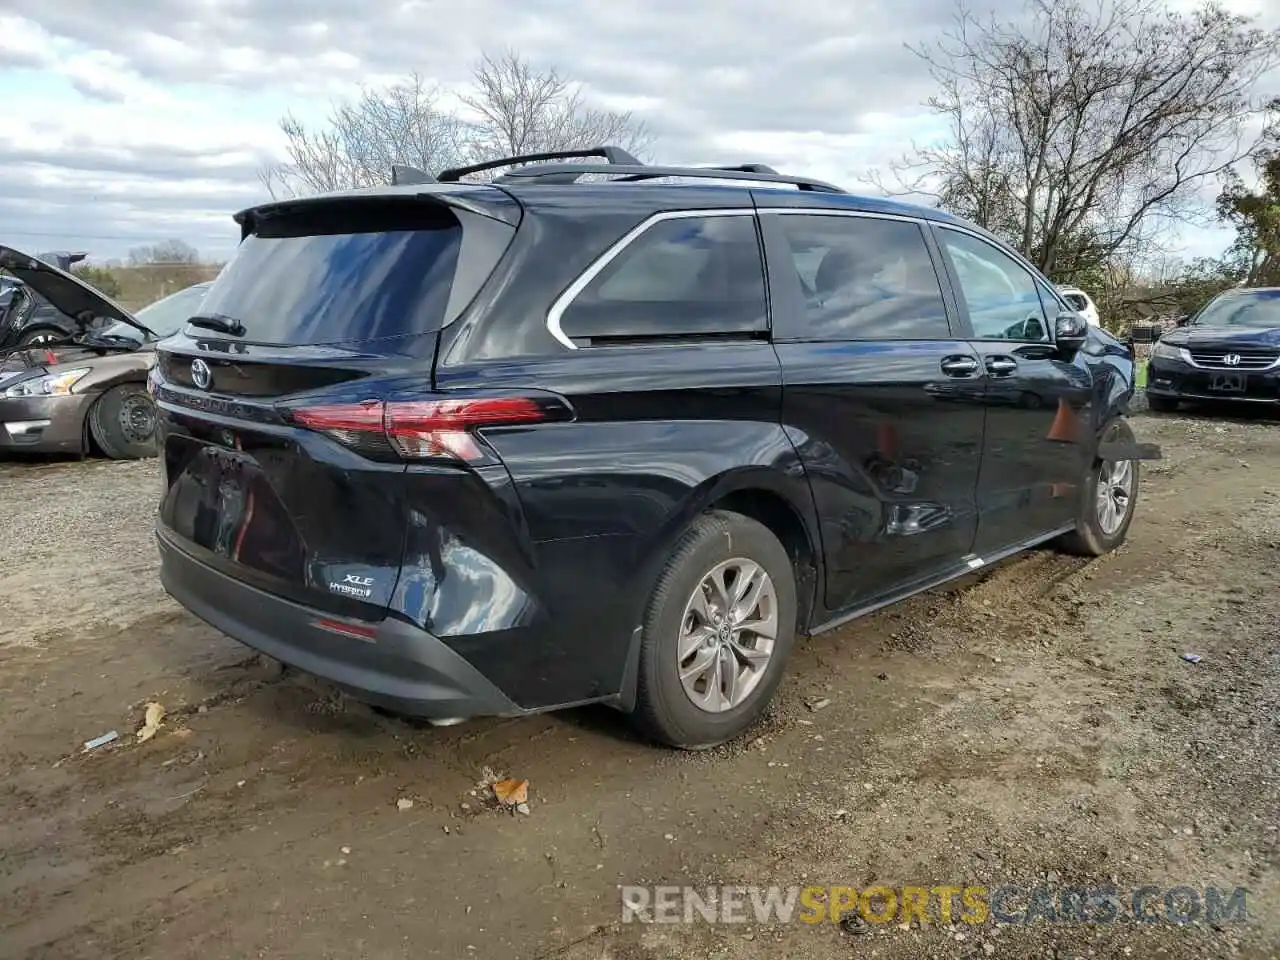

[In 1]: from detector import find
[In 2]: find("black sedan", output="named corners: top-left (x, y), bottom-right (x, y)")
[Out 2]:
top-left (1146, 287), bottom-right (1280, 411)
top-left (0, 246), bottom-right (210, 458)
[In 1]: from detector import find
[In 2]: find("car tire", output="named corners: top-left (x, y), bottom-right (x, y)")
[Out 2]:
top-left (17, 328), bottom-right (61, 347)
top-left (632, 510), bottom-right (797, 749)
top-left (1058, 418), bottom-right (1140, 557)
top-left (1146, 394), bottom-right (1178, 413)
top-left (89, 383), bottom-right (159, 460)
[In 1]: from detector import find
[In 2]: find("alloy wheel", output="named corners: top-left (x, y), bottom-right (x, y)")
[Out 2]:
top-left (676, 558), bottom-right (778, 713)
top-left (1096, 459), bottom-right (1134, 535)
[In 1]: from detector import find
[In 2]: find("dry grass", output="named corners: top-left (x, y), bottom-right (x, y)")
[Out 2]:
top-left (112, 264), bottom-right (224, 311)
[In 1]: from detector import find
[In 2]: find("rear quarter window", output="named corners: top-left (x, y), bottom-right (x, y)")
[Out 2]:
top-left (557, 214), bottom-right (768, 345)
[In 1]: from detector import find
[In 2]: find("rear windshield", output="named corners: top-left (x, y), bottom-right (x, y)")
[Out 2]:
top-left (1193, 290), bottom-right (1280, 328)
top-left (196, 205), bottom-right (463, 345)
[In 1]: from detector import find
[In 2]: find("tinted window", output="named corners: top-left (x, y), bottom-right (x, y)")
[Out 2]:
top-left (1193, 290), bottom-right (1280, 328)
top-left (776, 214), bottom-right (950, 340)
top-left (197, 205), bottom-right (464, 346)
top-left (559, 214), bottom-right (767, 343)
top-left (941, 230), bottom-right (1049, 342)
top-left (1062, 292), bottom-right (1088, 312)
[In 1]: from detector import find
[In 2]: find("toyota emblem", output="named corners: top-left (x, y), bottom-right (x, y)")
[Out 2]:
top-left (190, 358), bottom-right (212, 390)
top-left (1223, 353), bottom-right (1242, 367)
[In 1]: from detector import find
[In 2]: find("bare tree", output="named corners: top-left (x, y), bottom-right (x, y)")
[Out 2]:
top-left (128, 239), bottom-right (199, 266)
top-left (1217, 98), bottom-right (1280, 286)
top-left (261, 51), bottom-right (652, 198)
top-left (459, 49), bottom-right (652, 165)
top-left (873, 0), bottom-right (1280, 281)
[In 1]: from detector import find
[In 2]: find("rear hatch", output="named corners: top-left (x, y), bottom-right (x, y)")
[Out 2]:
top-left (153, 186), bottom-right (523, 619)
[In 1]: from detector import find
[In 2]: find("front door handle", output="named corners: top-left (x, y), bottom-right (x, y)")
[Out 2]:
top-left (985, 356), bottom-right (1018, 377)
top-left (940, 355), bottom-right (980, 377)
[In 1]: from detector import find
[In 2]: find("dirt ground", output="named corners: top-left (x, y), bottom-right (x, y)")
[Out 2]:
top-left (1, 407), bottom-right (1277, 960)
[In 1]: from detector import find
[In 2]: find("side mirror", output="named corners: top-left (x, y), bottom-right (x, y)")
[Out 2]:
top-left (1175, 314), bottom-right (1190, 327)
top-left (1055, 311), bottom-right (1088, 354)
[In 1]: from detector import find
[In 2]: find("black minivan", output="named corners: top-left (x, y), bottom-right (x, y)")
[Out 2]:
top-left (152, 149), bottom-right (1151, 748)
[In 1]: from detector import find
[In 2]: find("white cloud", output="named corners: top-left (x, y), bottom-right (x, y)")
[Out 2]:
top-left (0, 0), bottom-right (1274, 264)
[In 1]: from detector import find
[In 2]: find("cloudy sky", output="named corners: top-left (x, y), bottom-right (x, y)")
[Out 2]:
top-left (0, 0), bottom-right (1276, 266)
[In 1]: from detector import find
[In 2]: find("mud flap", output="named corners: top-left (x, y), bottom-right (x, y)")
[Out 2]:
top-left (1097, 440), bottom-right (1162, 461)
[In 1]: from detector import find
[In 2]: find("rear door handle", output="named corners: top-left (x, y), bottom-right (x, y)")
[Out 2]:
top-left (985, 356), bottom-right (1018, 377)
top-left (940, 355), bottom-right (980, 377)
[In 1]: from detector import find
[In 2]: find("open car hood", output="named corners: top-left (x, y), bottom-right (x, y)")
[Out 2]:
top-left (0, 245), bottom-right (154, 338)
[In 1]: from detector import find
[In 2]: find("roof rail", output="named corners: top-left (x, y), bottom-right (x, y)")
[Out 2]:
top-left (437, 145), bottom-right (643, 183)
top-left (709, 163), bottom-right (780, 175)
top-left (496, 162), bottom-right (845, 193)
top-left (391, 164), bottom-right (437, 185)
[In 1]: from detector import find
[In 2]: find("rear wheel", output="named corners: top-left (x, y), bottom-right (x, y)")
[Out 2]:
top-left (632, 510), bottom-right (797, 749)
top-left (1146, 393), bottom-right (1178, 413)
top-left (1058, 418), bottom-right (1139, 557)
top-left (89, 383), bottom-right (158, 460)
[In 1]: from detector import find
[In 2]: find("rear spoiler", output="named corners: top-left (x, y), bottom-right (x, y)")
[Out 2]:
top-left (233, 185), bottom-right (521, 240)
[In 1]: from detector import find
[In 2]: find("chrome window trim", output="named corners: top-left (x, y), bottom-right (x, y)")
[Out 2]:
top-left (770, 208), bottom-right (923, 225)
top-left (545, 207), bottom-right (757, 350)
top-left (542, 205), bottom-right (1028, 351)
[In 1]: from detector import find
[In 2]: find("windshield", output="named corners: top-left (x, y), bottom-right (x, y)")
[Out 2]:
top-left (1192, 290), bottom-right (1280, 328)
top-left (99, 283), bottom-right (210, 343)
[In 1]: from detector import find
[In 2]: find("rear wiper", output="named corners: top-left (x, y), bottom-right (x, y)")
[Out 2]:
top-left (187, 313), bottom-right (246, 336)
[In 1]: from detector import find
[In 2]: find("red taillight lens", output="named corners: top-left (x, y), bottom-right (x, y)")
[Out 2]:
top-left (288, 397), bottom-right (558, 462)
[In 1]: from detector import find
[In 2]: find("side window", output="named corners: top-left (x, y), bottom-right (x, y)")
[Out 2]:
top-left (1038, 282), bottom-right (1070, 321)
top-left (776, 214), bottom-right (951, 340)
top-left (558, 214), bottom-right (767, 344)
top-left (939, 229), bottom-right (1050, 342)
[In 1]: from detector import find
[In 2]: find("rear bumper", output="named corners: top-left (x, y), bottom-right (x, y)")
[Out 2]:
top-left (157, 528), bottom-right (523, 720)
top-left (0, 395), bottom-right (90, 452)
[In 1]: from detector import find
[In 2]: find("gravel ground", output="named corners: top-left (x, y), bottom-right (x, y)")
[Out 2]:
top-left (0, 406), bottom-right (1277, 960)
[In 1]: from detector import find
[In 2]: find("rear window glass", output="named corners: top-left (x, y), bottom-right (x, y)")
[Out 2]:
top-left (1062, 293), bottom-right (1088, 312)
top-left (197, 206), bottom-right (462, 345)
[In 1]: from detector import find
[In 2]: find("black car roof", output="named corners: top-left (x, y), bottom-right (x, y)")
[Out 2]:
top-left (233, 148), bottom-right (979, 236)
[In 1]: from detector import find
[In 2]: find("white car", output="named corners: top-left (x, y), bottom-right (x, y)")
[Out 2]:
top-left (1056, 285), bottom-right (1101, 327)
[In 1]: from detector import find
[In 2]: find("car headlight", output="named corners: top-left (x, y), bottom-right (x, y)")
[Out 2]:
top-left (1151, 341), bottom-right (1187, 362)
top-left (3, 368), bottom-right (90, 399)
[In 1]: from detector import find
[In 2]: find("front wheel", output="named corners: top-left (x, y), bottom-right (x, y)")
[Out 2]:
top-left (1058, 418), bottom-right (1140, 557)
top-left (89, 384), bottom-right (159, 459)
top-left (632, 510), bottom-right (797, 749)
top-left (17, 328), bottom-right (61, 347)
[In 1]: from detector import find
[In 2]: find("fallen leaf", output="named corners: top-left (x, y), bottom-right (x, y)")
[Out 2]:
top-left (136, 702), bottom-right (166, 743)
top-left (396, 797), bottom-right (414, 811)
top-left (492, 778), bottom-right (529, 806)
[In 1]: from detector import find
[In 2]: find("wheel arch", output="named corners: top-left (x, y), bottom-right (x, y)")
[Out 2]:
top-left (612, 467), bottom-right (822, 713)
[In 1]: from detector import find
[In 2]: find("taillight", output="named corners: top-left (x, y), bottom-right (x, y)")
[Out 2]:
top-left (286, 396), bottom-right (566, 463)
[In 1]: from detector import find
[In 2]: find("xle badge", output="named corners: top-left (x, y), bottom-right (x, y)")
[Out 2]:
top-left (328, 573), bottom-right (374, 599)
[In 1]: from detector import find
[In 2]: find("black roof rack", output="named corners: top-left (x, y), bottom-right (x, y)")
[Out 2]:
top-left (496, 162), bottom-right (845, 193)
top-left (391, 164), bottom-right (437, 185)
top-left (437, 145), bottom-right (643, 183)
